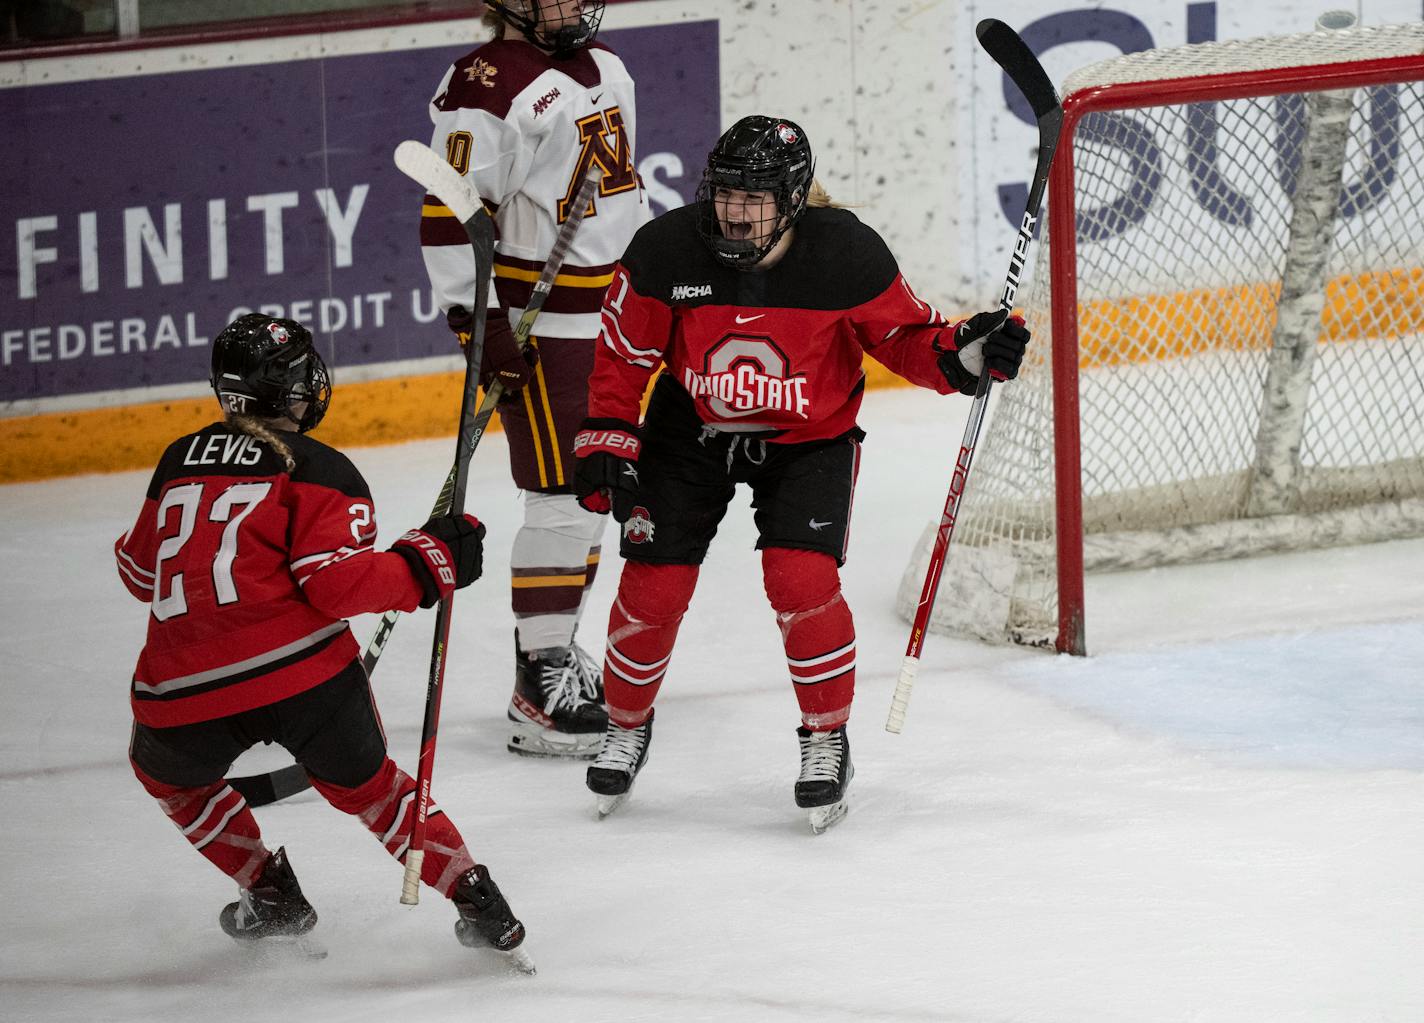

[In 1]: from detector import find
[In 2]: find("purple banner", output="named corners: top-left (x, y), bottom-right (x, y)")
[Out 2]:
top-left (0, 20), bottom-right (719, 404)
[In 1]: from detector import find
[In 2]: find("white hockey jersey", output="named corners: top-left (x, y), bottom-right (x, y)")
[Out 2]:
top-left (421, 37), bottom-right (650, 339)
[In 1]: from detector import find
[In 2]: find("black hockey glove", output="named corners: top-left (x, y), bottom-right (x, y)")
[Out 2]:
top-left (935, 311), bottom-right (1031, 395)
top-left (391, 513), bottom-right (486, 608)
top-left (573, 418), bottom-right (642, 522)
top-left (447, 306), bottom-right (538, 395)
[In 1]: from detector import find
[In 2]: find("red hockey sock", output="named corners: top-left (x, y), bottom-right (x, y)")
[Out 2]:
top-left (310, 758), bottom-right (476, 898)
top-left (762, 548), bottom-right (857, 730)
top-left (133, 763), bottom-right (269, 888)
top-left (603, 560), bottom-right (699, 728)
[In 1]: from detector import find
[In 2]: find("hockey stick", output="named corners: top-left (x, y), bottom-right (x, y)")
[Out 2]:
top-left (390, 138), bottom-right (495, 905)
top-left (361, 163), bottom-right (603, 677)
top-left (885, 19), bottom-right (1063, 735)
top-left (227, 165), bottom-right (604, 808)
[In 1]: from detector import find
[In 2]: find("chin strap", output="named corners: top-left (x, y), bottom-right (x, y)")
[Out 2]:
top-left (492, 1), bottom-right (591, 56)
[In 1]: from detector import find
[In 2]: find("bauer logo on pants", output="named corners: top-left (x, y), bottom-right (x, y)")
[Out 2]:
top-left (623, 506), bottom-right (655, 544)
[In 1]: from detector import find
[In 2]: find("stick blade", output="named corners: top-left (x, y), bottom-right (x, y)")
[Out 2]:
top-left (393, 139), bottom-right (481, 223)
top-left (975, 19), bottom-right (1060, 121)
top-left (228, 763), bottom-right (311, 807)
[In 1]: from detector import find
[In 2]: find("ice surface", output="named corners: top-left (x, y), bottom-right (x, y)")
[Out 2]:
top-left (3, 387), bottom-right (1422, 1022)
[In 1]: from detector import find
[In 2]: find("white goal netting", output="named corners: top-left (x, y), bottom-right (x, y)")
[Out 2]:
top-left (900, 21), bottom-right (1424, 651)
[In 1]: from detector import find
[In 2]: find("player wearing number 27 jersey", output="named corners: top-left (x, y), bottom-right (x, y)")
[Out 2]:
top-left (114, 424), bottom-right (410, 728)
top-left (115, 314), bottom-right (529, 965)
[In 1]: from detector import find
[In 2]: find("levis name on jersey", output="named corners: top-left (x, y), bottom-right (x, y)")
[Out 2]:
top-left (182, 433), bottom-right (265, 467)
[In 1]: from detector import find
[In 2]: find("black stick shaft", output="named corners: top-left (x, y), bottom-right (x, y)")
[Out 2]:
top-left (887, 20), bottom-right (1063, 734)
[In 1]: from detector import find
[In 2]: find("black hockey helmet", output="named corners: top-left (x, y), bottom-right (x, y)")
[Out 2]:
top-left (696, 115), bottom-right (816, 269)
top-left (210, 313), bottom-right (331, 433)
top-left (486, 0), bottom-right (605, 56)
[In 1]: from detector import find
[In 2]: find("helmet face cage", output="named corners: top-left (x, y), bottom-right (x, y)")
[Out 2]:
top-left (486, 0), bottom-right (605, 56)
top-left (696, 116), bottom-right (815, 270)
top-left (210, 314), bottom-right (331, 434)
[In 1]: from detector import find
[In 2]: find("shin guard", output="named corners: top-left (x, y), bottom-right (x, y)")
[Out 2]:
top-left (763, 548), bottom-right (856, 730)
top-left (310, 758), bottom-right (476, 898)
top-left (134, 763), bottom-right (269, 888)
top-left (512, 492), bottom-right (605, 651)
top-left (602, 561), bottom-right (699, 728)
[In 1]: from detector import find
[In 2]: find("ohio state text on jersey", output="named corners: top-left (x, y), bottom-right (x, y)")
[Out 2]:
top-left (421, 39), bottom-right (650, 339)
top-left (115, 425), bottom-right (424, 727)
top-left (590, 205), bottom-right (962, 442)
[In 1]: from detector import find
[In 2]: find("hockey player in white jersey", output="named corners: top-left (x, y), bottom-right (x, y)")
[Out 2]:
top-left (421, 0), bottom-right (650, 759)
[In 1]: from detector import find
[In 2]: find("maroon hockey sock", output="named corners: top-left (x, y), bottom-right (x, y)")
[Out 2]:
top-left (310, 757), bottom-right (476, 898)
top-left (584, 543), bottom-right (602, 594)
top-left (133, 763), bottom-right (269, 888)
top-left (512, 565), bottom-right (586, 632)
top-left (762, 548), bottom-right (857, 730)
top-left (603, 560), bottom-right (699, 727)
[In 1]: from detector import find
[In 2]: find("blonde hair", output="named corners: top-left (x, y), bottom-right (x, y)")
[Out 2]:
top-left (482, 10), bottom-right (506, 38)
top-left (226, 414), bottom-right (297, 473)
top-left (806, 178), bottom-right (850, 209)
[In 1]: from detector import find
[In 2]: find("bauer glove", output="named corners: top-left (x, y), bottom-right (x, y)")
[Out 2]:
top-left (573, 418), bottom-right (642, 522)
top-left (447, 306), bottom-right (538, 395)
top-left (935, 311), bottom-right (1030, 394)
top-left (391, 513), bottom-right (485, 608)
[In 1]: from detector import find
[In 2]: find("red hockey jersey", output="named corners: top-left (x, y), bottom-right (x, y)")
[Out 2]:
top-left (115, 425), bottom-right (424, 727)
top-left (589, 205), bottom-right (964, 441)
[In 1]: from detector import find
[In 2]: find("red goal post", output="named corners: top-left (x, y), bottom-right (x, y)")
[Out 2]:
top-left (898, 21), bottom-right (1424, 656)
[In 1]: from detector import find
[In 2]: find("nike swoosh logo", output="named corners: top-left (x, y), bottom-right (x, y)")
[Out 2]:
top-left (809, 518), bottom-right (832, 530)
top-left (734, 313), bottom-right (765, 324)
top-left (591, 92), bottom-right (604, 104)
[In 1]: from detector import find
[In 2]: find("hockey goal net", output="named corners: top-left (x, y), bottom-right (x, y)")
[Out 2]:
top-left (898, 20), bottom-right (1424, 655)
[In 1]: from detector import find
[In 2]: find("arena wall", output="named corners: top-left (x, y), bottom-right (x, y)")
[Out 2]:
top-left (2, 0), bottom-right (1418, 481)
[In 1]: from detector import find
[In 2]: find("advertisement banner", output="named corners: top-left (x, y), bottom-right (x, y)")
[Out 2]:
top-left (0, 19), bottom-right (720, 405)
top-left (956, 0), bottom-right (1423, 291)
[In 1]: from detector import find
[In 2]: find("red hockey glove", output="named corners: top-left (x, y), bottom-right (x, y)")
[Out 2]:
top-left (573, 418), bottom-right (642, 522)
top-left (391, 513), bottom-right (485, 608)
top-left (936, 311), bottom-right (1030, 394)
top-left (447, 306), bottom-right (538, 395)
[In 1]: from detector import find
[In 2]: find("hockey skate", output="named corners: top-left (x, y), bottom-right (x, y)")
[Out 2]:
top-left (220, 847), bottom-right (326, 958)
top-left (795, 726), bottom-right (854, 834)
top-left (453, 864), bottom-right (535, 974)
top-left (506, 634), bottom-right (608, 759)
top-left (585, 711), bottom-right (653, 818)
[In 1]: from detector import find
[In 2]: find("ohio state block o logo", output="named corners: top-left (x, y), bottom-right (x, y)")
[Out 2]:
top-left (704, 335), bottom-right (788, 419)
top-left (623, 505), bottom-right (655, 544)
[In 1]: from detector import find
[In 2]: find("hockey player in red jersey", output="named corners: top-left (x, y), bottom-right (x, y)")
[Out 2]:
top-left (117, 314), bottom-right (529, 965)
top-left (572, 116), bottom-right (1030, 831)
top-left (421, 0), bottom-right (650, 759)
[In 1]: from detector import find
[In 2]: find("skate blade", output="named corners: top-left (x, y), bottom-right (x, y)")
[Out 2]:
top-left (808, 799), bottom-right (849, 834)
top-left (507, 719), bottom-right (603, 760)
top-left (595, 791), bottom-right (631, 819)
top-left (237, 933), bottom-right (328, 961)
top-left (501, 945), bottom-right (537, 975)
top-left (289, 935), bottom-right (329, 960)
